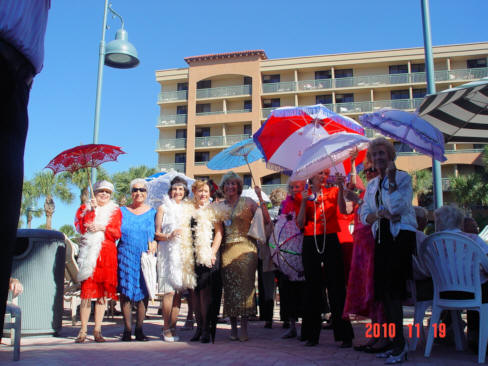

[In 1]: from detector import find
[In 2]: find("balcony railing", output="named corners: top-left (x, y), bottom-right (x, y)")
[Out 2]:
top-left (194, 161), bottom-right (208, 166)
top-left (157, 114), bottom-right (187, 126)
top-left (195, 134), bottom-right (250, 148)
top-left (196, 109), bottom-right (252, 116)
top-left (158, 163), bottom-right (186, 173)
top-left (397, 148), bottom-right (483, 156)
top-left (158, 90), bottom-right (188, 103)
top-left (260, 67), bottom-right (488, 94)
top-left (196, 84), bottom-right (252, 99)
top-left (156, 138), bottom-right (187, 150)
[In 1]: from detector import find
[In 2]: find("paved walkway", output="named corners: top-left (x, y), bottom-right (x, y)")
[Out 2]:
top-left (0, 304), bottom-right (481, 365)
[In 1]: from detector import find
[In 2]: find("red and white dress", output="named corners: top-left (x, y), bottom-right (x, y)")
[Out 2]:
top-left (75, 201), bottom-right (121, 300)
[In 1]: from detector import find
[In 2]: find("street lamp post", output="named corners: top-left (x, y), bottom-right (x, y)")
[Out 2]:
top-left (92, 0), bottom-right (139, 183)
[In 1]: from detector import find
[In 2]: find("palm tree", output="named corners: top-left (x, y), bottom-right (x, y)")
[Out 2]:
top-left (20, 180), bottom-right (42, 228)
top-left (449, 173), bottom-right (487, 210)
top-left (411, 169), bottom-right (433, 207)
top-left (61, 167), bottom-right (109, 204)
top-left (111, 165), bottom-right (157, 205)
top-left (59, 224), bottom-right (77, 239)
top-left (32, 171), bottom-right (74, 229)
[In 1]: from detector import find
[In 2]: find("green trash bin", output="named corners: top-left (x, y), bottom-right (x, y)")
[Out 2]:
top-left (11, 229), bottom-right (66, 336)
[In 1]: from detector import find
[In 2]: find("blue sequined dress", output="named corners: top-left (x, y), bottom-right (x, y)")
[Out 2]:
top-left (118, 206), bottom-right (156, 301)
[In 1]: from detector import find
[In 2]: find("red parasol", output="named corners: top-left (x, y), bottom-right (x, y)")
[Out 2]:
top-left (45, 143), bottom-right (126, 197)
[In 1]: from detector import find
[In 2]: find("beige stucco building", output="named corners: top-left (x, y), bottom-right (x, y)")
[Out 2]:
top-left (155, 42), bottom-right (488, 197)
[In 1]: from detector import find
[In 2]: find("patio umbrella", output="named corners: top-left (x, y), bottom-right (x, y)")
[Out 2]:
top-left (417, 76), bottom-right (488, 143)
top-left (146, 169), bottom-right (195, 209)
top-left (206, 138), bottom-right (263, 185)
top-left (359, 109), bottom-right (447, 162)
top-left (253, 104), bottom-right (366, 174)
top-left (290, 132), bottom-right (370, 181)
top-left (240, 187), bottom-right (270, 203)
top-left (45, 143), bottom-right (126, 198)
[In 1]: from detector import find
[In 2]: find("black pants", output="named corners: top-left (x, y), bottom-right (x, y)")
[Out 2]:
top-left (0, 40), bottom-right (34, 334)
top-left (301, 233), bottom-right (353, 344)
top-left (277, 272), bottom-right (304, 321)
top-left (257, 259), bottom-right (275, 322)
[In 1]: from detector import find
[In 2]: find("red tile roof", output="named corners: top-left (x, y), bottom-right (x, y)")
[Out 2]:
top-left (184, 50), bottom-right (267, 64)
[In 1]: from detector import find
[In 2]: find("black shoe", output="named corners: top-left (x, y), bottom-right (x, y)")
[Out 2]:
top-left (264, 321), bottom-right (272, 329)
top-left (364, 341), bottom-right (393, 354)
top-left (190, 329), bottom-right (202, 342)
top-left (305, 340), bottom-right (318, 347)
top-left (200, 332), bottom-right (210, 343)
top-left (135, 329), bottom-right (149, 341)
top-left (122, 330), bottom-right (132, 341)
top-left (339, 340), bottom-right (352, 348)
top-left (281, 329), bottom-right (297, 339)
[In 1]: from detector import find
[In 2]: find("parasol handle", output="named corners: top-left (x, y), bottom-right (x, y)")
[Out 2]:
top-left (244, 155), bottom-right (257, 187)
top-left (87, 168), bottom-right (96, 201)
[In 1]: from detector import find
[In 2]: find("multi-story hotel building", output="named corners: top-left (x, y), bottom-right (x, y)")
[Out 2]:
top-left (155, 42), bottom-right (487, 199)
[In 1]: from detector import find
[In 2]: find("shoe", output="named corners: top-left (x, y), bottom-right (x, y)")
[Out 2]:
top-left (385, 344), bottom-right (408, 364)
top-left (135, 328), bottom-right (149, 341)
top-left (340, 340), bottom-right (353, 348)
top-left (377, 349), bottom-right (395, 359)
top-left (181, 319), bottom-right (194, 331)
top-left (264, 321), bottom-right (272, 329)
top-left (366, 341), bottom-right (394, 354)
top-left (200, 331), bottom-right (210, 343)
top-left (122, 330), bottom-right (132, 341)
top-left (281, 328), bottom-right (297, 339)
top-left (93, 330), bottom-right (106, 343)
top-left (190, 329), bottom-right (202, 342)
top-left (229, 335), bottom-right (238, 341)
top-left (239, 335), bottom-right (249, 342)
top-left (304, 340), bottom-right (318, 347)
top-left (75, 330), bottom-right (87, 343)
top-left (282, 321), bottom-right (290, 329)
top-left (162, 329), bottom-right (179, 342)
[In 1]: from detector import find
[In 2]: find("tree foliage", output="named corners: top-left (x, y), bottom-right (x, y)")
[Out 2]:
top-left (20, 180), bottom-right (43, 228)
top-left (61, 167), bottom-right (109, 204)
top-left (111, 165), bottom-right (157, 205)
top-left (411, 169), bottom-right (433, 208)
top-left (59, 224), bottom-right (77, 238)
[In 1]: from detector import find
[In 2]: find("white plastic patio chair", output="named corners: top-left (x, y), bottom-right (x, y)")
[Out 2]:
top-left (4, 298), bottom-right (21, 361)
top-left (420, 232), bottom-right (488, 363)
top-left (63, 235), bottom-right (81, 325)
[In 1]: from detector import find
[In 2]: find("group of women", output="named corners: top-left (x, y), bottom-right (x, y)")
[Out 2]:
top-left (73, 172), bottom-right (269, 344)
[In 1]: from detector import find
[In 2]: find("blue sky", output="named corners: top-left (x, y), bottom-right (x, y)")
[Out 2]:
top-left (26, 0), bottom-right (488, 230)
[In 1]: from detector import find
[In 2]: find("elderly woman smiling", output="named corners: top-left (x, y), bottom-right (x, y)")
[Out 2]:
top-left (117, 178), bottom-right (156, 342)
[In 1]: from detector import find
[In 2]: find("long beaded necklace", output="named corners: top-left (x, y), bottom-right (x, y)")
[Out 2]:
top-left (313, 188), bottom-right (326, 254)
top-left (224, 197), bottom-right (239, 227)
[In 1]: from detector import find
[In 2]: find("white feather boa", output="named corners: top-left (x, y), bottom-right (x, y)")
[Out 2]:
top-left (77, 201), bottom-right (119, 282)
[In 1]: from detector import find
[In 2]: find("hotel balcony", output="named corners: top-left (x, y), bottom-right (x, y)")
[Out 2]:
top-left (158, 163), bottom-right (186, 173)
top-left (156, 138), bottom-right (187, 151)
top-left (196, 84), bottom-right (252, 99)
top-left (156, 114), bottom-right (188, 127)
top-left (158, 90), bottom-right (188, 103)
top-left (195, 134), bottom-right (250, 149)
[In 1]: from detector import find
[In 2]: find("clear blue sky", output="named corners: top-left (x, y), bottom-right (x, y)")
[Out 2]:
top-left (26, 0), bottom-right (488, 230)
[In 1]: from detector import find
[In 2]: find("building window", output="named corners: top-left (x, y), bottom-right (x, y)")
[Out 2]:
top-left (467, 58), bottom-right (487, 68)
top-left (176, 105), bottom-right (187, 115)
top-left (413, 88), bottom-right (427, 98)
top-left (262, 98), bottom-right (280, 108)
top-left (335, 69), bottom-right (353, 78)
top-left (243, 76), bottom-right (252, 85)
top-left (262, 74), bottom-right (280, 84)
top-left (316, 94), bottom-right (332, 105)
top-left (243, 174), bottom-right (252, 187)
top-left (196, 127), bottom-right (210, 137)
top-left (262, 173), bottom-right (281, 185)
top-left (176, 129), bottom-right (187, 139)
top-left (390, 90), bottom-right (409, 100)
top-left (244, 124), bottom-right (252, 136)
top-left (197, 80), bottom-right (211, 89)
top-left (335, 93), bottom-right (354, 103)
top-left (244, 100), bottom-right (252, 111)
top-left (196, 103), bottom-right (211, 113)
top-left (175, 153), bottom-right (186, 163)
top-left (389, 64), bottom-right (408, 74)
top-left (411, 63), bottom-right (425, 73)
top-left (177, 82), bottom-right (188, 91)
top-left (195, 151), bottom-right (210, 163)
top-left (315, 70), bottom-right (331, 80)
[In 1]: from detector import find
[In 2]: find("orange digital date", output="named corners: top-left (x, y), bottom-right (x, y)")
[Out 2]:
top-left (365, 323), bottom-right (446, 338)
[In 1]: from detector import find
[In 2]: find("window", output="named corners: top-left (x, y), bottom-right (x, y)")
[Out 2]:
top-left (394, 142), bottom-right (413, 153)
top-left (316, 95), bottom-right (332, 105)
top-left (389, 65), bottom-right (408, 74)
top-left (390, 90), bottom-right (409, 100)
top-left (262, 74), bottom-right (280, 84)
top-left (175, 153), bottom-right (186, 163)
top-left (315, 70), bottom-right (331, 80)
top-left (177, 82), bottom-right (188, 91)
top-left (243, 76), bottom-right (252, 85)
top-left (244, 124), bottom-right (252, 136)
top-left (176, 105), bottom-right (187, 115)
top-left (195, 127), bottom-right (210, 137)
top-left (196, 103), bottom-right (211, 113)
top-left (467, 58), bottom-right (487, 68)
top-left (262, 173), bottom-right (281, 185)
top-left (197, 80), bottom-right (211, 89)
top-left (195, 151), bottom-right (210, 163)
top-left (335, 93), bottom-right (354, 103)
top-left (335, 69), bottom-right (353, 78)
top-left (413, 88), bottom-right (427, 98)
top-left (243, 174), bottom-right (252, 187)
top-left (411, 63), bottom-right (425, 73)
top-left (176, 129), bottom-right (187, 139)
top-left (244, 100), bottom-right (252, 111)
top-left (262, 98), bottom-right (280, 108)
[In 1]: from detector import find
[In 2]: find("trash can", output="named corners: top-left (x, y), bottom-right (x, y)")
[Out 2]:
top-left (11, 229), bottom-right (66, 336)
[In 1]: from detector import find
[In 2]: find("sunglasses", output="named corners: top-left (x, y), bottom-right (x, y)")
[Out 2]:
top-left (132, 187), bottom-right (147, 193)
top-left (364, 168), bottom-right (377, 174)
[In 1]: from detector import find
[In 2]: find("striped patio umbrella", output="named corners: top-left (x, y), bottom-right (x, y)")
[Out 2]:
top-left (417, 76), bottom-right (488, 143)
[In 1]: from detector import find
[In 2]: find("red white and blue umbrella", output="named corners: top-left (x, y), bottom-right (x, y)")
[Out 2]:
top-left (253, 104), bottom-right (366, 174)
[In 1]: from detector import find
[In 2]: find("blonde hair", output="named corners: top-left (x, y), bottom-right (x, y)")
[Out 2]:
top-left (367, 137), bottom-right (396, 162)
top-left (269, 188), bottom-right (287, 207)
top-left (219, 172), bottom-right (243, 195)
top-left (192, 180), bottom-right (210, 194)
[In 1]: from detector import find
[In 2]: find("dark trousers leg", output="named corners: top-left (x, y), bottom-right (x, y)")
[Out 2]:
top-left (0, 54), bottom-right (31, 335)
top-left (383, 293), bottom-right (405, 351)
top-left (278, 272), bottom-right (291, 321)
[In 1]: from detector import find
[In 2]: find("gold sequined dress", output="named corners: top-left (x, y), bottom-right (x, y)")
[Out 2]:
top-left (221, 197), bottom-right (257, 317)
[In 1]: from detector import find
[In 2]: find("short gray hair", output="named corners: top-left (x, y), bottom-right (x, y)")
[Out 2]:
top-left (434, 205), bottom-right (464, 232)
top-left (130, 178), bottom-right (148, 192)
top-left (367, 137), bottom-right (396, 162)
top-left (220, 171), bottom-right (243, 195)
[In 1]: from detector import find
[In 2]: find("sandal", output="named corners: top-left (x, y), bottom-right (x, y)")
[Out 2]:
top-left (93, 330), bottom-right (106, 343)
top-left (75, 330), bottom-right (87, 343)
